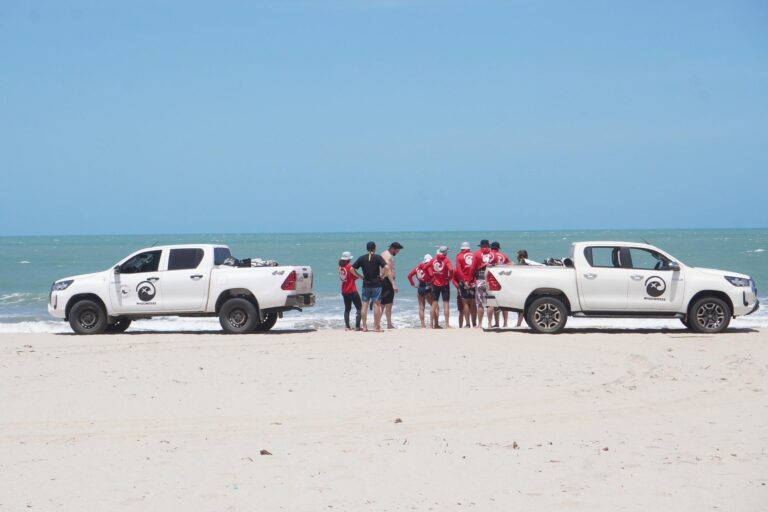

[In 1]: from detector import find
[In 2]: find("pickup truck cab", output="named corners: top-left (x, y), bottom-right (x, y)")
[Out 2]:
top-left (48, 244), bottom-right (315, 334)
top-left (486, 241), bottom-right (759, 334)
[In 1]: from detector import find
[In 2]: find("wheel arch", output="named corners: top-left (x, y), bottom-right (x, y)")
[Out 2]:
top-left (65, 293), bottom-right (108, 320)
top-left (687, 291), bottom-right (734, 318)
top-left (525, 288), bottom-right (572, 315)
top-left (215, 289), bottom-right (259, 314)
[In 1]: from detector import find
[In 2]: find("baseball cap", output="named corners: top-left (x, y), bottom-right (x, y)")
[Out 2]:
top-left (478, 239), bottom-right (490, 247)
top-left (460, 241), bottom-right (471, 250)
top-left (490, 241), bottom-right (500, 250)
top-left (437, 245), bottom-right (449, 254)
top-left (340, 251), bottom-right (353, 260)
top-left (390, 242), bottom-right (404, 249)
top-left (423, 254), bottom-right (433, 263)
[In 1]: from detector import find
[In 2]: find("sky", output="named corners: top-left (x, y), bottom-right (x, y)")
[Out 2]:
top-left (1, 0), bottom-right (767, 236)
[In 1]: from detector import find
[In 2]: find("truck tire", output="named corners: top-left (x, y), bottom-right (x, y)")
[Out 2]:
top-left (106, 317), bottom-right (132, 333)
top-left (253, 312), bottom-right (278, 332)
top-left (526, 296), bottom-right (567, 334)
top-left (689, 297), bottom-right (731, 333)
top-left (219, 298), bottom-right (258, 334)
top-left (69, 299), bottom-right (108, 335)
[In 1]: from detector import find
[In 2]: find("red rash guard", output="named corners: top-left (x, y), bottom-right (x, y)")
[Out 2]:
top-left (455, 249), bottom-right (473, 283)
top-left (466, 248), bottom-right (494, 283)
top-left (427, 253), bottom-right (453, 287)
top-left (338, 264), bottom-right (358, 294)
top-left (407, 263), bottom-right (431, 286)
top-left (491, 249), bottom-right (510, 265)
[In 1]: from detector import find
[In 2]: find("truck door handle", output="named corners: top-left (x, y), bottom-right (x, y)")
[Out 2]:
top-left (190, 274), bottom-right (203, 280)
top-left (583, 273), bottom-right (597, 280)
top-left (147, 277), bottom-right (160, 282)
top-left (630, 275), bottom-right (643, 281)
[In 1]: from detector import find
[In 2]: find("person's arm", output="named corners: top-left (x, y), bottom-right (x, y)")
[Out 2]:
top-left (350, 267), bottom-right (362, 280)
top-left (407, 266), bottom-right (418, 287)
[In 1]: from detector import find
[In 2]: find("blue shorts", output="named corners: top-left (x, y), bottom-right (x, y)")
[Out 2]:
top-left (361, 286), bottom-right (382, 303)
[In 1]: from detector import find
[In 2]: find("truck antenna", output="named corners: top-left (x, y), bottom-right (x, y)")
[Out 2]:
top-left (641, 237), bottom-right (651, 245)
top-left (151, 241), bottom-right (159, 247)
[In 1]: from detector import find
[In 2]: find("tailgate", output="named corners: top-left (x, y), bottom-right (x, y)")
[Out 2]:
top-left (293, 266), bottom-right (314, 293)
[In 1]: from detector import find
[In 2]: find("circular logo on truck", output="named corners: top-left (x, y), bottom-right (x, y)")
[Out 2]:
top-left (645, 276), bottom-right (667, 297)
top-left (136, 281), bottom-right (157, 302)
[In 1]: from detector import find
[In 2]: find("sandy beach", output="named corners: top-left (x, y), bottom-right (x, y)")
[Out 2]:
top-left (1, 327), bottom-right (766, 511)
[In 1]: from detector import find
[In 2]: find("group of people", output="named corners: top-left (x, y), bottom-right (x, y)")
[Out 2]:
top-left (337, 239), bottom-right (530, 331)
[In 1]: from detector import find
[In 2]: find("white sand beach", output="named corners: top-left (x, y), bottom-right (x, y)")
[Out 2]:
top-left (1, 327), bottom-right (767, 511)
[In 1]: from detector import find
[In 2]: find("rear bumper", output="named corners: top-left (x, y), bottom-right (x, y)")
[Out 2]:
top-left (285, 293), bottom-right (315, 309)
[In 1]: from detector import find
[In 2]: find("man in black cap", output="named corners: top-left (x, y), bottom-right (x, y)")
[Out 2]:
top-left (466, 239), bottom-right (495, 328)
top-left (380, 242), bottom-right (403, 329)
top-left (352, 241), bottom-right (390, 332)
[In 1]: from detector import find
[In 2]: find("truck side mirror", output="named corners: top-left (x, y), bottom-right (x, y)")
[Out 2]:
top-left (668, 262), bottom-right (680, 272)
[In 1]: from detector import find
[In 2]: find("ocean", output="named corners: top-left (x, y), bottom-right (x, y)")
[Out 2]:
top-left (1, 229), bottom-right (766, 333)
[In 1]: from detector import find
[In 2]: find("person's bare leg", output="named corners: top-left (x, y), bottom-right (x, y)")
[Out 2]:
top-left (443, 300), bottom-right (450, 328)
top-left (385, 303), bottom-right (394, 328)
top-left (373, 301), bottom-right (383, 331)
top-left (418, 294), bottom-right (426, 328)
top-left (361, 300), bottom-right (370, 331)
top-left (502, 310), bottom-right (509, 328)
top-left (486, 306), bottom-right (494, 328)
top-left (516, 311), bottom-right (524, 327)
top-left (431, 300), bottom-right (440, 328)
top-left (470, 300), bottom-right (477, 327)
top-left (476, 305), bottom-right (484, 328)
top-left (457, 297), bottom-right (464, 328)
top-left (493, 309), bottom-right (500, 328)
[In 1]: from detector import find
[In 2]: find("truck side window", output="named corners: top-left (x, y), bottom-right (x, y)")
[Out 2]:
top-left (628, 248), bottom-right (670, 270)
top-left (120, 250), bottom-right (162, 274)
top-left (168, 249), bottom-right (204, 271)
top-left (214, 247), bottom-right (232, 265)
top-left (584, 247), bottom-right (622, 268)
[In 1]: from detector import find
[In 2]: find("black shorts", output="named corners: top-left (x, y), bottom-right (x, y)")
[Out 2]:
top-left (381, 279), bottom-right (395, 305)
top-left (431, 285), bottom-right (450, 302)
top-left (459, 282), bottom-right (475, 300)
top-left (417, 282), bottom-right (431, 297)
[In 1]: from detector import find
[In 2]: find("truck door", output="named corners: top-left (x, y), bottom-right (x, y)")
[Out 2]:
top-left (578, 246), bottom-right (629, 310)
top-left (625, 247), bottom-right (685, 312)
top-left (109, 250), bottom-right (164, 314)
top-left (161, 248), bottom-right (210, 312)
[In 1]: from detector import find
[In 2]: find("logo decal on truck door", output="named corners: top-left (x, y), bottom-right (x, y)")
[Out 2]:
top-left (136, 281), bottom-right (157, 302)
top-left (645, 276), bottom-right (666, 298)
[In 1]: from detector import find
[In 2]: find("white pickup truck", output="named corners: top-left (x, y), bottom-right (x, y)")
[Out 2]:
top-left (48, 244), bottom-right (315, 334)
top-left (486, 241), bottom-right (759, 334)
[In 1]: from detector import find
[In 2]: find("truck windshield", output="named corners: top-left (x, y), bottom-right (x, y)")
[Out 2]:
top-left (214, 247), bottom-right (232, 265)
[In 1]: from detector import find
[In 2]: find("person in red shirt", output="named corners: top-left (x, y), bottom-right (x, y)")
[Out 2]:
top-left (407, 254), bottom-right (435, 328)
top-left (490, 241), bottom-right (511, 328)
top-left (465, 239), bottom-right (496, 328)
top-left (427, 246), bottom-right (454, 328)
top-left (338, 251), bottom-right (363, 330)
top-left (455, 241), bottom-right (476, 328)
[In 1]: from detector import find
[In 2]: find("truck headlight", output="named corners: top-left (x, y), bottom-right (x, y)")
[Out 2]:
top-left (725, 276), bottom-right (752, 287)
top-left (52, 280), bottom-right (74, 291)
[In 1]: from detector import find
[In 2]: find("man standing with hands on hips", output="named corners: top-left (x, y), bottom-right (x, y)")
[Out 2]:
top-left (380, 242), bottom-right (403, 329)
top-left (352, 241), bottom-right (390, 332)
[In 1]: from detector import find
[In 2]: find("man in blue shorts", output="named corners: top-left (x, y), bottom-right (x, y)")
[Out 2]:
top-left (352, 241), bottom-right (389, 332)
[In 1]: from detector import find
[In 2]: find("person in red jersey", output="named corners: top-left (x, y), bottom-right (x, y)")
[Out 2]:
top-left (338, 251), bottom-right (362, 330)
top-left (427, 246), bottom-right (453, 328)
top-left (407, 254), bottom-right (435, 328)
top-left (455, 241), bottom-right (476, 328)
top-left (490, 241), bottom-right (511, 328)
top-left (465, 239), bottom-right (496, 328)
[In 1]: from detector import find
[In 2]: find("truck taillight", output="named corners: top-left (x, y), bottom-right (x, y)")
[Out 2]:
top-left (487, 272), bottom-right (501, 291)
top-left (281, 270), bottom-right (297, 291)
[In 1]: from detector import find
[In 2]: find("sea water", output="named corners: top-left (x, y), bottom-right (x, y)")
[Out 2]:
top-left (1, 229), bottom-right (766, 333)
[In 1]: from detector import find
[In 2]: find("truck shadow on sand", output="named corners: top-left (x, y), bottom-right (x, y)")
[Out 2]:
top-left (56, 329), bottom-right (317, 336)
top-left (485, 327), bottom-right (759, 335)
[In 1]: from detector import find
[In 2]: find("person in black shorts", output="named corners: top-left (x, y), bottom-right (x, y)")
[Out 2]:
top-left (352, 241), bottom-right (389, 332)
top-left (379, 242), bottom-right (403, 328)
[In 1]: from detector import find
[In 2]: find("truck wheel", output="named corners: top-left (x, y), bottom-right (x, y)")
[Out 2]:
top-left (106, 318), bottom-right (132, 333)
top-left (253, 312), bottom-right (278, 332)
top-left (69, 300), bottom-right (108, 335)
top-left (219, 298), bottom-right (258, 334)
top-left (526, 296), bottom-right (567, 334)
top-left (689, 297), bottom-right (731, 333)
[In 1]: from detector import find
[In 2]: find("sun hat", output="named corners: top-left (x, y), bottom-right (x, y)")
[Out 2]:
top-left (437, 245), bottom-right (449, 254)
top-left (460, 241), bottom-right (471, 250)
top-left (341, 251), bottom-right (353, 260)
top-left (423, 254), bottom-right (433, 263)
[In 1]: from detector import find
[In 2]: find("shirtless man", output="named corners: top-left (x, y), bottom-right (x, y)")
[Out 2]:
top-left (380, 242), bottom-right (403, 329)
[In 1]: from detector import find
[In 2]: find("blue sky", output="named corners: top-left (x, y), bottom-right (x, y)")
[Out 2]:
top-left (1, 0), bottom-right (766, 235)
